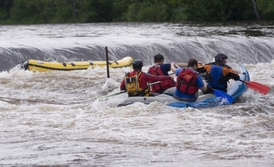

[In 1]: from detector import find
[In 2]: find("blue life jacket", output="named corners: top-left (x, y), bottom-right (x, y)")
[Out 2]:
top-left (207, 64), bottom-right (227, 90)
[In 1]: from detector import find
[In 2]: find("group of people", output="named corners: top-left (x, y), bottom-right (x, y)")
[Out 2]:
top-left (120, 53), bottom-right (240, 102)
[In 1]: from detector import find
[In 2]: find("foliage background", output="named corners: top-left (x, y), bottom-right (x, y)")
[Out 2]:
top-left (0, 0), bottom-right (273, 24)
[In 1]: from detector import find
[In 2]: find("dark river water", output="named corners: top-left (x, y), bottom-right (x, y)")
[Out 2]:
top-left (0, 22), bottom-right (273, 167)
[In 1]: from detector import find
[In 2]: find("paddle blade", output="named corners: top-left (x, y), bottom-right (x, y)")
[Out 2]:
top-left (245, 81), bottom-right (270, 95)
top-left (213, 89), bottom-right (234, 104)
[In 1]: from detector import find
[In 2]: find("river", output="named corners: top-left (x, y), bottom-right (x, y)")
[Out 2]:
top-left (0, 22), bottom-right (274, 167)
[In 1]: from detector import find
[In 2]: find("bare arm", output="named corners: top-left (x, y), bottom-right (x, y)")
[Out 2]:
top-left (175, 62), bottom-right (188, 68)
top-left (170, 62), bottom-right (177, 73)
top-left (200, 80), bottom-right (208, 93)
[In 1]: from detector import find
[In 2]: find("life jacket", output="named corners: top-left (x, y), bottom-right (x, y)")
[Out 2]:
top-left (148, 65), bottom-right (175, 93)
top-left (124, 71), bottom-right (152, 97)
top-left (176, 68), bottom-right (199, 95)
top-left (206, 64), bottom-right (227, 90)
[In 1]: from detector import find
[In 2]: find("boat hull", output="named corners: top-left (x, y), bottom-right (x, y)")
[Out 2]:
top-left (22, 56), bottom-right (134, 72)
top-left (118, 63), bottom-right (250, 108)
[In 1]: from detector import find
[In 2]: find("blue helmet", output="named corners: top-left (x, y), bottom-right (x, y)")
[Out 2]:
top-left (132, 59), bottom-right (143, 70)
top-left (215, 53), bottom-right (228, 64)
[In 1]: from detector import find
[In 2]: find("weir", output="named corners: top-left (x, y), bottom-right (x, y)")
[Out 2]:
top-left (1, 23), bottom-right (273, 72)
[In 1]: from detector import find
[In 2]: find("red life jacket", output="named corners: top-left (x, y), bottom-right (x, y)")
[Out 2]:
top-left (124, 71), bottom-right (152, 97)
top-left (176, 68), bottom-right (199, 95)
top-left (148, 65), bottom-right (175, 93)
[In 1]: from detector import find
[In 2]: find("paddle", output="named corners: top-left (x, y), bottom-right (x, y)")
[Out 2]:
top-left (207, 85), bottom-right (234, 104)
top-left (239, 79), bottom-right (270, 95)
top-left (98, 90), bottom-right (126, 100)
top-left (98, 81), bottom-right (163, 100)
top-left (149, 81), bottom-right (162, 85)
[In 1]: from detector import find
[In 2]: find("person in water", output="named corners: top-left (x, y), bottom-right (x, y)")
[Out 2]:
top-left (147, 53), bottom-right (188, 93)
top-left (120, 59), bottom-right (173, 97)
top-left (197, 53), bottom-right (240, 93)
top-left (171, 58), bottom-right (208, 102)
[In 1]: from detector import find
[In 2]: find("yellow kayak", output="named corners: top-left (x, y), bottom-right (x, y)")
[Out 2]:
top-left (22, 56), bottom-right (134, 72)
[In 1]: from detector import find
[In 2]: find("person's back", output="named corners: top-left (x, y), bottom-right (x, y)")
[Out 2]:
top-left (120, 59), bottom-right (173, 97)
top-left (147, 53), bottom-right (177, 93)
top-left (197, 53), bottom-right (239, 93)
top-left (148, 54), bottom-right (171, 75)
top-left (171, 58), bottom-right (208, 102)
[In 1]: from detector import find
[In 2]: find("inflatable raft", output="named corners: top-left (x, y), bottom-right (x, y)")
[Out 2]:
top-left (117, 63), bottom-right (250, 108)
top-left (22, 56), bottom-right (134, 72)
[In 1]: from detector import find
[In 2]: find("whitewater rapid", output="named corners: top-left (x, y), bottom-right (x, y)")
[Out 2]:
top-left (0, 22), bottom-right (273, 167)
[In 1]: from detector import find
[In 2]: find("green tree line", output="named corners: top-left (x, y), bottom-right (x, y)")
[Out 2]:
top-left (0, 0), bottom-right (273, 24)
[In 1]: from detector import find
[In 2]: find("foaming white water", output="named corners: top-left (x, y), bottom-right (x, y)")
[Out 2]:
top-left (244, 60), bottom-right (274, 86)
top-left (1, 23), bottom-right (273, 66)
top-left (0, 60), bottom-right (274, 166)
top-left (1, 22), bottom-right (274, 166)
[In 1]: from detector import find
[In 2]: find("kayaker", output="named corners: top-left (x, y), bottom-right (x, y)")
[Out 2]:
top-left (171, 58), bottom-right (208, 102)
top-left (197, 53), bottom-right (240, 93)
top-left (148, 53), bottom-right (187, 93)
top-left (120, 59), bottom-right (173, 97)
